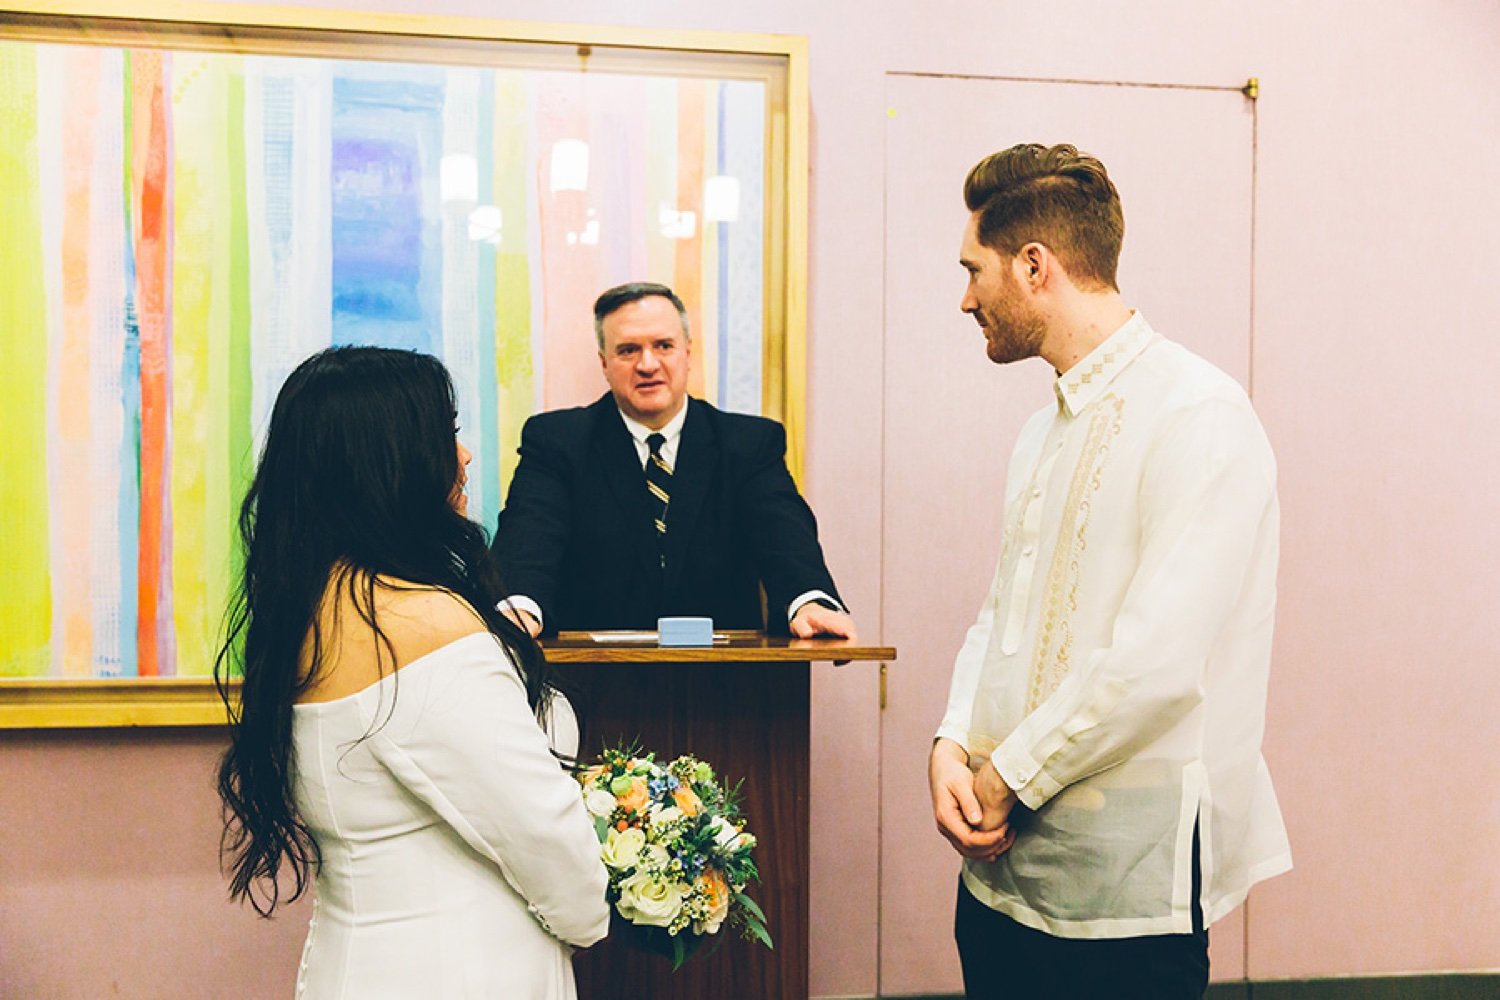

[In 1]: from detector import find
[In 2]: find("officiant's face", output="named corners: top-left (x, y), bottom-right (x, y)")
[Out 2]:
top-left (599, 295), bottom-right (692, 430)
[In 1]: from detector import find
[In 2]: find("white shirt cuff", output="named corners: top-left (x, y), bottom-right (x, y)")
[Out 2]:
top-left (934, 724), bottom-right (971, 749)
top-left (787, 590), bottom-right (842, 622)
top-left (498, 595), bottom-right (543, 630)
top-left (991, 744), bottom-right (1057, 811)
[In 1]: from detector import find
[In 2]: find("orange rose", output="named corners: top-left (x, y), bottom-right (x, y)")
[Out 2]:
top-left (671, 785), bottom-right (703, 817)
top-left (617, 778), bottom-right (650, 814)
top-left (699, 869), bottom-right (728, 907)
top-left (694, 870), bottom-right (731, 934)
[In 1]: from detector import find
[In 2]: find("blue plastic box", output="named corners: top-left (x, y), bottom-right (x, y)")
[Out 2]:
top-left (657, 616), bottom-right (714, 647)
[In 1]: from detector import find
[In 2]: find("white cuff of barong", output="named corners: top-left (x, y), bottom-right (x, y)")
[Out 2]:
top-left (992, 743), bottom-right (1060, 811)
top-left (933, 725), bottom-right (972, 750)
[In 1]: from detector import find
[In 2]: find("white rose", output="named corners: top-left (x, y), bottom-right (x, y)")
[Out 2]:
top-left (617, 871), bottom-right (685, 929)
top-left (709, 818), bottom-right (754, 853)
top-left (639, 843), bottom-right (670, 871)
top-left (584, 788), bottom-right (617, 818)
top-left (708, 817), bottom-right (738, 849)
top-left (600, 826), bottom-right (646, 870)
top-left (649, 804), bottom-right (685, 826)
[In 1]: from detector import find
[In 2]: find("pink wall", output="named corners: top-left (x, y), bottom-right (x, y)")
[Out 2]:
top-left (0, 730), bottom-right (309, 999)
top-left (5, 1), bottom-right (1499, 997)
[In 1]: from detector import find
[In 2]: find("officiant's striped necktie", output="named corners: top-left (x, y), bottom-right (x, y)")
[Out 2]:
top-left (645, 432), bottom-right (671, 564)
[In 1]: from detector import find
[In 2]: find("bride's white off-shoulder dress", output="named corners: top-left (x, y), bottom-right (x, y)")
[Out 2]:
top-left (290, 632), bottom-right (610, 999)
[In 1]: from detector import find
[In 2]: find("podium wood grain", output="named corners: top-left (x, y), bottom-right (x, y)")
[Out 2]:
top-left (541, 635), bottom-right (892, 1000)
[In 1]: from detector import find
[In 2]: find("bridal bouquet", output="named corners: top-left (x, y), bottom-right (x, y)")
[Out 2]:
top-left (576, 746), bottom-right (772, 969)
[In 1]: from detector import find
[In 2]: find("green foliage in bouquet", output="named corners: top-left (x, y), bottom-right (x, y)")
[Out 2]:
top-left (577, 744), bottom-right (773, 970)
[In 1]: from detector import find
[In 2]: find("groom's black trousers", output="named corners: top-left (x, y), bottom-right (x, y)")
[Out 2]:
top-left (953, 831), bottom-right (1209, 1000)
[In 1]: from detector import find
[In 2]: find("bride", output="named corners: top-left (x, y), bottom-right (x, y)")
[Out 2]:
top-left (215, 345), bottom-right (609, 998)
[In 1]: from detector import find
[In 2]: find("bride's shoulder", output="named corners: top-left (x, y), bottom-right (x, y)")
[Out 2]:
top-left (306, 569), bottom-right (491, 693)
top-left (367, 575), bottom-right (488, 657)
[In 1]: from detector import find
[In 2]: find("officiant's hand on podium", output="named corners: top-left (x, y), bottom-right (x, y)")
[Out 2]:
top-left (790, 603), bottom-right (858, 665)
top-left (929, 738), bottom-right (1017, 863)
top-left (789, 602), bottom-right (856, 642)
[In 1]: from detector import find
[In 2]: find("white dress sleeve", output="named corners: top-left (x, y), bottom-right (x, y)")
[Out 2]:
top-left (365, 634), bottom-right (611, 948)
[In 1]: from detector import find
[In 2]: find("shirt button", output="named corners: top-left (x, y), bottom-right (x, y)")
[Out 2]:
top-left (1022, 546), bottom-right (1034, 557)
top-left (1031, 487), bottom-right (1042, 498)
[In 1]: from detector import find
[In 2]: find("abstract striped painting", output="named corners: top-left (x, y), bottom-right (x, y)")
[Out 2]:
top-left (0, 38), bottom-right (768, 679)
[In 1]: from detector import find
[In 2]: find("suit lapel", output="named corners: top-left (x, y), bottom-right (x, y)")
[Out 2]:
top-left (663, 398), bottom-right (716, 590)
top-left (589, 397), bottom-right (659, 573)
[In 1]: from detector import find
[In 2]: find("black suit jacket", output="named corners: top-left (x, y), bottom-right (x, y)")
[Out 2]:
top-left (492, 394), bottom-right (841, 635)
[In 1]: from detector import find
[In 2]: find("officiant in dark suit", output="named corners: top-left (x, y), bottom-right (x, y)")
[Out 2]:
top-left (491, 282), bottom-right (855, 641)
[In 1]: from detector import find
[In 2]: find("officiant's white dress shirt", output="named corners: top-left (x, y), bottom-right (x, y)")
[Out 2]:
top-left (937, 313), bottom-right (1291, 939)
top-left (291, 633), bottom-right (609, 998)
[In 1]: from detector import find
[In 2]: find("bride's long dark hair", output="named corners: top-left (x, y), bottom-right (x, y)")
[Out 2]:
top-left (214, 345), bottom-right (547, 916)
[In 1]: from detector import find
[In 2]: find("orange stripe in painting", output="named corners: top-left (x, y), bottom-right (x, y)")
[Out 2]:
top-left (674, 81), bottom-right (706, 400)
top-left (134, 52), bottom-right (170, 677)
top-left (58, 50), bottom-right (101, 676)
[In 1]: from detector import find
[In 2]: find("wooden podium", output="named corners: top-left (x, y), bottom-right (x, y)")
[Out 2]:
top-left (540, 632), bottom-right (894, 1000)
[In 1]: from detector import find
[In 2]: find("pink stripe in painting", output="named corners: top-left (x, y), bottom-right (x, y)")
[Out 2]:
top-left (57, 50), bottom-right (101, 677)
top-left (535, 74), bottom-right (603, 409)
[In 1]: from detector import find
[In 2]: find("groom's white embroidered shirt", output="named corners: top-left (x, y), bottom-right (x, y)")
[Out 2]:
top-left (937, 312), bottom-right (1292, 939)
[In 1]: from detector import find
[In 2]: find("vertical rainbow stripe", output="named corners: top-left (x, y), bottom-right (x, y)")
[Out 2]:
top-left (0, 42), bottom-right (52, 678)
top-left (0, 40), bottom-right (769, 679)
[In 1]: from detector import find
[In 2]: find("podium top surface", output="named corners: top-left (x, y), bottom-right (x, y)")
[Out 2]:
top-left (541, 630), bottom-right (895, 664)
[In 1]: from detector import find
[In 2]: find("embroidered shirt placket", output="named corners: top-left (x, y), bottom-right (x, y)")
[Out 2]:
top-left (999, 393), bottom-right (1069, 656)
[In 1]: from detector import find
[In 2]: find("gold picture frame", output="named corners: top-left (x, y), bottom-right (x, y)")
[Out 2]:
top-left (0, 0), bottom-right (809, 727)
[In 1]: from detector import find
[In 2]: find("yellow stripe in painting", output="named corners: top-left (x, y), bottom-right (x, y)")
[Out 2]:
top-left (0, 43), bottom-right (53, 677)
top-left (170, 54), bottom-right (234, 673)
top-left (674, 80), bottom-right (706, 402)
top-left (492, 74), bottom-right (533, 494)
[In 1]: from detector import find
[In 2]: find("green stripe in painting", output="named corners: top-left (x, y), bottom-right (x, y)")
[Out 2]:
top-left (170, 53), bottom-right (235, 677)
top-left (0, 43), bottom-right (53, 676)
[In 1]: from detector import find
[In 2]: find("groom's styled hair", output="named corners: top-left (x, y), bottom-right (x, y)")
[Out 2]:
top-left (964, 143), bottom-right (1124, 292)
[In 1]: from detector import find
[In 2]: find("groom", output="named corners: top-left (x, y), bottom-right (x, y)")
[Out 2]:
top-left (929, 143), bottom-right (1291, 998)
top-left (492, 282), bottom-right (855, 641)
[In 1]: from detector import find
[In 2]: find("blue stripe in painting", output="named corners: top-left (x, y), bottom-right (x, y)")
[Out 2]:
top-left (262, 75), bottom-right (294, 268)
top-left (716, 83), bottom-right (731, 404)
top-left (475, 69), bottom-right (499, 524)
top-left (330, 71), bottom-right (444, 353)
top-left (118, 201), bottom-right (141, 678)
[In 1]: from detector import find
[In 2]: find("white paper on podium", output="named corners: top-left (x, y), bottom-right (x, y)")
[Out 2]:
top-left (584, 632), bottom-right (732, 643)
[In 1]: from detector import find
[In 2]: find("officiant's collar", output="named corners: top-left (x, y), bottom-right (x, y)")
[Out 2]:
top-left (619, 398), bottom-right (688, 449)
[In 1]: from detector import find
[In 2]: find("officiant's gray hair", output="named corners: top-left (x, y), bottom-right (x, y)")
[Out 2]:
top-left (593, 282), bottom-right (692, 349)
